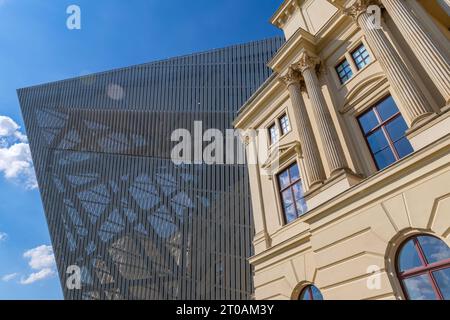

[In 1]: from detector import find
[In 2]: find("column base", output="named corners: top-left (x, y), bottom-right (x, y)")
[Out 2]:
top-left (407, 107), bottom-right (450, 152)
top-left (304, 169), bottom-right (363, 212)
top-left (253, 231), bottom-right (272, 252)
top-left (410, 112), bottom-right (436, 128)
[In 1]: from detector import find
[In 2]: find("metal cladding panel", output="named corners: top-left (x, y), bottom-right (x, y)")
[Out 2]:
top-left (17, 37), bottom-right (284, 300)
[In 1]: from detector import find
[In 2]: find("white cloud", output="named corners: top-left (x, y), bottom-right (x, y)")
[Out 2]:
top-left (20, 245), bottom-right (57, 285)
top-left (1, 273), bottom-right (18, 282)
top-left (0, 116), bottom-right (27, 142)
top-left (0, 115), bottom-right (37, 189)
top-left (20, 268), bottom-right (55, 285)
top-left (23, 245), bottom-right (56, 270)
top-left (0, 232), bottom-right (7, 242)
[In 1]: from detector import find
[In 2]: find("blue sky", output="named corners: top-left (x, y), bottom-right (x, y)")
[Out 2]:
top-left (0, 0), bottom-right (282, 299)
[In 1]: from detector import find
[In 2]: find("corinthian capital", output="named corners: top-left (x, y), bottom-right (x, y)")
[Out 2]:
top-left (279, 66), bottom-right (303, 87)
top-left (344, 0), bottom-right (381, 21)
top-left (294, 53), bottom-right (321, 73)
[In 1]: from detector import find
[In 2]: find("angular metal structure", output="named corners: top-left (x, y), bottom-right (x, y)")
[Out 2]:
top-left (17, 37), bottom-right (284, 300)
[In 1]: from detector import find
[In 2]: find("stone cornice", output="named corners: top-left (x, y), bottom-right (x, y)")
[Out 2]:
top-left (267, 28), bottom-right (316, 73)
top-left (233, 75), bottom-right (286, 130)
top-left (270, 0), bottom-right (304, 29)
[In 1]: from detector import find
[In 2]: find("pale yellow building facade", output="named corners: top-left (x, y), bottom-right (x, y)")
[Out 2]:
top-left (234, 0), bottom-right (450, 300)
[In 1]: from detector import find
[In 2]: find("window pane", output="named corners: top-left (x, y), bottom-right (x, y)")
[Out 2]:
top-left (376, 96), bottom-right (399, 122)
top-left (433, 268), bottom-right (450, 300)
top-left (417, 236), bottom-right (450, 264)
top-left (281, 190), bottom-right (297, 223)
top-left (352, 44), bottom-right (371, 70)
top-left (269, 125), bottom-right (279, 144)
top-left (289, 164), bottom-right (300, 182)
top-left (293, 182), bottom-right (307, 216)
top-left (403, 274), bottom-right (438, 300)
top-left (374, 147), bottom-right (397, 170)
top-left (394, 137), bottom-right (414, 159)
top-left (280, 115), bottom-right (291, 135)
top-left (358, 110), bottom-right (379, 134)
top-left (278, 170), bottom-right (290, 190)
top-left (385, 116), bottom-right (408, 142)
top-left (367, 129), bottom-right (389, 153)
top-left (311, 286), bottom-right (324, 300)
top-left (335, 59), bottom-right (353, 84)
top-left (399, 239), bottom-right (424, 272)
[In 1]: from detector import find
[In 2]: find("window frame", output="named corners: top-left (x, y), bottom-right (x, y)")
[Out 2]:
top-left (396, 235), bottom-right (450, 300)
top-left (276, 162), bottom-right (307, 225)
top-left (268, 122), bottom-right (280, 145)
top-left (335, 58), bottom-right (354, 85)
top-left (351, 43), bottom-right (371, 71)
top-left (333, 39), bottom-right (374, 88)
top-left (279, 113), bottom-right (291, 136)
top-left (357, 95), bottom-right (412, 171)
top-left (267, 110), bottom-right (292, 146)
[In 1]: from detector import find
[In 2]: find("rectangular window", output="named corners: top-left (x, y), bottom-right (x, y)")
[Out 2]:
top-left (279, 114), bottom-right (291, 135)
top-left (352, 44), bottom-right (371, 70)
top-left (277, 163), bottom-right (307, 224)
top-left (269, 124), bottom-right (279, 145)
top-left (335, 59), bottom-right (353, 84)
top-left (358, 96), bottom-right (414, 171)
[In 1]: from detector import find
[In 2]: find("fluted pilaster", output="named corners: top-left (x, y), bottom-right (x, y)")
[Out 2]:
top-left (294, 53), bottom-right (349, 175)
top-left (280, 67), bottom-right (326, 188)
top-left (345, 0), bottom-right (435, 126)
top-left (380, 0), bottom-right (450, 104)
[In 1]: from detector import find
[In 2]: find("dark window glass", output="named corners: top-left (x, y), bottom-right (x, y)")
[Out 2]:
top-left (385, 116), bottom-right (408, 142)
top-left (279, 114), bottom-right (291, 135)
top-left (376, 96), bottom-right (399, 121)
top-left (269, 124), bottom-right (279, 145)
top-left (358, 110), bottom-right (378, 134)
top-left (351, 44), bottom-right (371, 70)
top-left (277, 163), bottom-right (307, 224)
top-left (397, 235), bottom-right (450, 300)
top-left (335, 59), bottom-right (353, 84)
top-left (373, 147), bottom-right (397, 170)
top-left (367, 129), bottom-right (389, 153)
top-left (358, 96), bottom-right (413, 170)
top-left (299, 285), bottom-right (324, 300)
top-left (394, 138), bottom-right (414, 159)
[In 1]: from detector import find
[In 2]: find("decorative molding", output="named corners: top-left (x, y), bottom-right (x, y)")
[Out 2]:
top-left (339, 73), bottom-right (387, 113)
top-left (293, 52), bottom-right (321, 73)
top-left (261, 141), bottom-right (302, 172)
top-left (280, 66), bottom-right (303, 87)
top-left (271, 0), bottom-right (303, 28)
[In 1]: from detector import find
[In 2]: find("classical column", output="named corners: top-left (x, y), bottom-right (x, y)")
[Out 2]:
top-left (280, 67), bottom-right (326, 188)
top-left (345, 0), bottom-right (435, 126)
top-left (294, 53), bottom-right (349, 176)
top-left (380, 0), bottom-right (450, 104)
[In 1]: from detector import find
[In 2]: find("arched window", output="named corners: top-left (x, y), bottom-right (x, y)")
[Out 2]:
top-left (397, 235), bottom-right (450, 300)
top-left (299, 285), bottom-right (323, 300)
